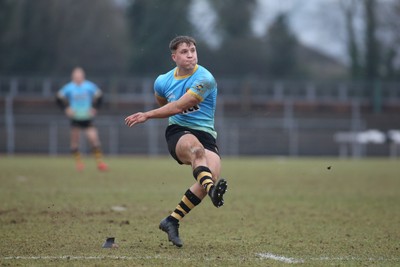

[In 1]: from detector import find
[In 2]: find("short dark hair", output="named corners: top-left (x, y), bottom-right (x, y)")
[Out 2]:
top-left (169, 36), bottom-right (197, 52)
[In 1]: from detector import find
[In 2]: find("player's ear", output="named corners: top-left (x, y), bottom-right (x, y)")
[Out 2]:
top-left (171, 53), bottom-right (177, 62)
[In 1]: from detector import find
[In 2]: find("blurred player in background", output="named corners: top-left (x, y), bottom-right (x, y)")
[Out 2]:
top-left (125, 36), bottom-right (227, 247)
top-left (56, 67), bottom-right (108, 171)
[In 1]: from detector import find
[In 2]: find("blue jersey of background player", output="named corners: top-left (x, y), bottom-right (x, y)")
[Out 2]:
top-left (154, 64), bottom-right (217, 138)
top-left (56, 67), bottom-right (108, 172)
top-left (57, 75), bottom-right (102, 121)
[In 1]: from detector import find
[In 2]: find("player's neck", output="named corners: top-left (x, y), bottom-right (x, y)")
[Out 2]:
top-left (73, 80), bottom-right (84, 86)
top-left (175, 65), bottom-right (198, 78)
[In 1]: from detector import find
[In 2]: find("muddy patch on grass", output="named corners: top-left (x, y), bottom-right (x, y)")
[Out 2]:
top-left (0, 208), bottom-right (18, 215)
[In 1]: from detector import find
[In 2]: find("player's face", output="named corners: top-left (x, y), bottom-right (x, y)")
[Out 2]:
top-left (72, 69), bottom-right (85, 85)
top-left (172, 42), bottom-right (198, 73)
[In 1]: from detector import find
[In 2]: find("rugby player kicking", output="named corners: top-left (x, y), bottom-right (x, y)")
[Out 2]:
top-left (125, 36), bottom-right (227, 247)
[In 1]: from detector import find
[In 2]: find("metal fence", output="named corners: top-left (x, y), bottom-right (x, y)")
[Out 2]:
top-left (1, 77), bottom-right (400, 157)
top-left (1, 76), bottom-right (400, 104)
top-left (1, 115), bottom-right (356, 156)
top-left (1, 101), bottom-right (373, 157)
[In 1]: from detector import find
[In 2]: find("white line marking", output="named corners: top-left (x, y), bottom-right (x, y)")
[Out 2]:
top-left (256, 253), bottom-right (304, 264)
top-left (310, 256), bottom-right (400, 262)
top-left (2, 254), bottom-right (399, 263)
top-left (257, 253), bottom-right (400, 263)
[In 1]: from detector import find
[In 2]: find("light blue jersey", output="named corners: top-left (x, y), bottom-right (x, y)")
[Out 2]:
top-left (154, 64), bottom-right (218, 138)
top-left (58, 80), bottom-right (100, 120)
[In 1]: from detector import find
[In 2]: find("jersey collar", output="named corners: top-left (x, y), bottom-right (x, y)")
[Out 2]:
top-left (174, 64), bottom-right (199, 80)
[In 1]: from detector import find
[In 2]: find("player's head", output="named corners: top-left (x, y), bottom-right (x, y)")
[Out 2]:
top-left (169, 36), bottom-right (196, 52)
top-left (71, 67), bottom-right (85, 85)
top-left (169, 36), bottom-right (198, 71)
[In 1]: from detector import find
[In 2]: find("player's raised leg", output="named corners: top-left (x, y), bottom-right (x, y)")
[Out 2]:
top-left (175, 134), bottom-right (227, 207)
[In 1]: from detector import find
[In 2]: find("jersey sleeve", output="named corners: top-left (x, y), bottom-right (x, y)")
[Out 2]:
top-left (154, 75), bottom-right (166, 99)
top-left (85, 81), bottom-right (102, 108)
top-left (86, 81), bottom-right (100, 96)
top-left (187, 76), bottom-right (216, 101)
top-left (56, 84), bottom-right (70, 109)
top-left (57, 84), bottom-right (68, 98)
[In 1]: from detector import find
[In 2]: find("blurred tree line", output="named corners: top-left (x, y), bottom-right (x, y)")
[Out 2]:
top-left (0, 0), bottom-right (399, 81)
top-left (0, 0), bottom-right (129, 75)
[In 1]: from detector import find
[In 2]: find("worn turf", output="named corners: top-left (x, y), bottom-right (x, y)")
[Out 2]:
top-left (0, 156), bottom-right (399, 266)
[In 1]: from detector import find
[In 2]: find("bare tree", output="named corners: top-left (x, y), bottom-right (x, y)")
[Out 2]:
top-left (52, 0), bottom-right (130, 74)
top-left (126, 0), bottom-right (193, 74)
top-left (377, 0), bottom-right (400, 79)
top-left (338, 0), bottom-right (400, 80)
top-left (364, 0), bottom-right (379, 80)
top-left (339, 0), bottom-right (362, 79)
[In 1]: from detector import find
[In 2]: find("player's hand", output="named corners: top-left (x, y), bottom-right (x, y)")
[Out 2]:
top-left (90, 108), bottom-right (97, 117)
top-left (65, 107), bottom-right (74, 118)
top-left (125, 112), bottom-right (149, 127)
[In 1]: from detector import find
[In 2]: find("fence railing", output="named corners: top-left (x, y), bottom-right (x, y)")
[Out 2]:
top-left (1, 77), bottom-right (399, 157)
top-left (0, 113), bottom-right (370, 157)
top-left (1, 77), bottom-right (400, 105)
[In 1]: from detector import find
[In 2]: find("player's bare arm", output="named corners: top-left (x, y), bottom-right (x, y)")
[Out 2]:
top-left (90, 108), bottom-right (97, 117)
top-left (125, 92), bottom-right (200, 127)
top-left (65, 107), bottom-right (75, 118)
top-left (90, 89), bottom-right (103, 117)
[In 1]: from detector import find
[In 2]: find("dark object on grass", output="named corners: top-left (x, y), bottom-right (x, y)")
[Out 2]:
top-left (102, 237), bottom-right (118, 248)
top-left (327, 166), bottom-right (332, 170)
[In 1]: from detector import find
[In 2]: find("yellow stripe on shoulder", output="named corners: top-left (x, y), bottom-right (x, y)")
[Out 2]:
top-left (155, 93), bottom-right (166, 100)
top-left (187, 90), bottom-right (203, 101)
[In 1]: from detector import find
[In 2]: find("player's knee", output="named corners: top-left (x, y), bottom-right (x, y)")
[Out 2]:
top-left (190, 145), bottom-right (205, 160)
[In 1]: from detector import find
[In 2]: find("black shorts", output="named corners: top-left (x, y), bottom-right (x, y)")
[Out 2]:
top-left (165, 124), bottom-right (220, 164)
top-left (70, 119), bottom-right (93, 129)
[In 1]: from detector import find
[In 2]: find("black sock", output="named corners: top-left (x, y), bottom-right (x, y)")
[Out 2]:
top-left (193, 166), bottom-right (214, 193)
top-left (170, 189), bottom-right (202, 222)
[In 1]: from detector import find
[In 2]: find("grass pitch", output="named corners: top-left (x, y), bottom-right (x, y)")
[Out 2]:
top-left (0, 156), bottom-right (399, 266)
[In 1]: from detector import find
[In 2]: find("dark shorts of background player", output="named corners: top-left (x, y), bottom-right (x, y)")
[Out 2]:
top-left (165, 124), bottom-right (220, 165)
top-left (70, 119), bottom-right (93, 129)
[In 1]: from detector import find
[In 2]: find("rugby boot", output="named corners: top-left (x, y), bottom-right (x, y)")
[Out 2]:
top-left (97, 162), bottom-right (109, 171)
top-left (209, 178), bottom-right (228, 208)
top-left (159, 217), bottom-right (183, 247)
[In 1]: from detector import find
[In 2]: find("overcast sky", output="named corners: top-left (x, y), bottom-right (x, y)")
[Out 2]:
top-left (189, 0), bottom-right (350, 63)
top-left (252, 0), bottom-right (347, 61)
top-left (123, 0), bottom-right (400, 65)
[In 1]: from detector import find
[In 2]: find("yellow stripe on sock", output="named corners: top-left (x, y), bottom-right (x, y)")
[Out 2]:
top-left (176, 205), bottom-right (188, 215)
top-left (182, 196), bottom-right (195, 210)
top-left (171, 212), bottom-right (183, 220)
top-left (73, 152), bottom-right (81, 162)
top-left (201, 178), bottom-right (213, 187)
top-left (196, 171), bottom-right (211, 182)
top-left (93, 148), bottom-right (103, 163)
top-left (206, 183), bottom-right (213, 192)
